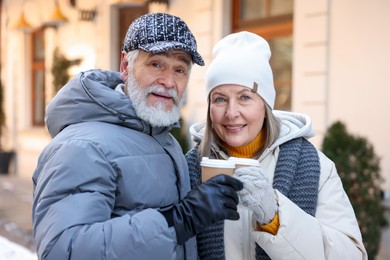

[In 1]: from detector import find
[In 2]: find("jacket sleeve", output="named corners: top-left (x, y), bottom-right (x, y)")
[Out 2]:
top-left (253, 151), bottom-right (368, 260)
top-left (33, 139), bottom-right (179, 260)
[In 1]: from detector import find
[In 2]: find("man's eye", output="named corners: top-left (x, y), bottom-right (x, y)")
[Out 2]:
top-left (151, 62), bottom-right (161, 68)
top-left (176, 68), bottom-right (188, 75)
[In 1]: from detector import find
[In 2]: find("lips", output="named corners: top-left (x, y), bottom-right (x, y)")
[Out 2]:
top-left (224, 124), bottom-right (245, 130)
top-left (152, 92), bottom-right (172, 99)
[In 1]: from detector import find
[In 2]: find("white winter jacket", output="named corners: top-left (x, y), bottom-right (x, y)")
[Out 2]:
top-left (187, 110), bottom-right (367, 260)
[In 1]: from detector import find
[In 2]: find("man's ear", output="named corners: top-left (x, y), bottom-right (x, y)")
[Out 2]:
top-left (120, 51), bottom-right (128, 81)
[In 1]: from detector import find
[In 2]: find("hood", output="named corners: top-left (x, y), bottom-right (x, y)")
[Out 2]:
top-left (45, 69), bottom-right (177, 138)
top-left (189, 110), bottom-right (314, 149)
top-left (271, 110), bottom-right (314, 148)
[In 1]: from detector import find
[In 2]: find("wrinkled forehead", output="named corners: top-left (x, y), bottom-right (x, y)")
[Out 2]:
top-left (139, 50), bottom-right (192, 67)
top-left (168, 50), bottom-right (193, 66)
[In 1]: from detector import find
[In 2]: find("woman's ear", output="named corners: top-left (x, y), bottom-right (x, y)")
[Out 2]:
top-left (120, 51), bottom-right (129, 81)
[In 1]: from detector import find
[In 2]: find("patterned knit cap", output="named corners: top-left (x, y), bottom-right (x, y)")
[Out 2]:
top-left (122, 13), bottom-right (204, 66)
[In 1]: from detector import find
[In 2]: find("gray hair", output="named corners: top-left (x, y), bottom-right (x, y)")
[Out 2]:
top-left (124, 50), bottom-right (140, 73)
top-left (199, 101), bottom-right (280, 159)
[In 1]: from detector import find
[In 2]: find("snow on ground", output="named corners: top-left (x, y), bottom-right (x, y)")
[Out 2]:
top-left (0, 236), bottom-right (37, 260)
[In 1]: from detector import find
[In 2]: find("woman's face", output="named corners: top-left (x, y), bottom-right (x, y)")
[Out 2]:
top-left (209, 84), bottom-right (266, 147)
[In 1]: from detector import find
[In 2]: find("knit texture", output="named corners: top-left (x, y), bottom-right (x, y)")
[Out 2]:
top-left (206, 32), bottom-right (275, 108)
top-left (185, 137), bottom-right (320, 260)
top-left (234, 167), bottom-right (278, 224)
top-left (224, 129), bottom-right (265, 158)
top-left (122, 13), bottom-right (204, 65)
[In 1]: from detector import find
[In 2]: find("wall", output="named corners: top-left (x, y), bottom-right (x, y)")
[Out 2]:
top-left (328, 0), bottom-right (390, 193)
top-left (293, 0), bottom-right (390, 192)
top-left (293, 0), bottom-right (329, 146)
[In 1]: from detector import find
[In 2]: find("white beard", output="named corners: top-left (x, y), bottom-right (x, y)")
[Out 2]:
top-left (126, 75), bottom-right (186, 127)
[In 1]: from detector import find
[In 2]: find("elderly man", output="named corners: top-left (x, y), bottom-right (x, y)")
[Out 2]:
top-left (32, 13), bottom-right (242, 260)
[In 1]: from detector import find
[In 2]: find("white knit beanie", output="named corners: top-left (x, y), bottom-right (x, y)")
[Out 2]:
top-left (206, 31), bottom-right (275, 109)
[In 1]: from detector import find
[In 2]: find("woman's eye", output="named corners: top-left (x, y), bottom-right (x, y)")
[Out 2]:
top-left (241, 95), bottom-right (250, 101)
top-left (214, 97), bottom-right (225, 103)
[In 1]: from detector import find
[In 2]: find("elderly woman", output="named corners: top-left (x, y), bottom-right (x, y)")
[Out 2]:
top-left (185, 31), bottom-right (367, 260)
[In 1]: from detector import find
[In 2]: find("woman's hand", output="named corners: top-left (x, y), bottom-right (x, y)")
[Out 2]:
top-left (233, 166), bottom-right (278, 224)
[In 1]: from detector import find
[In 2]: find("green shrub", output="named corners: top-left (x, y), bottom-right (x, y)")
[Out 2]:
top-left (322, 121), bottom-right (386, 259)
top-left (170, 117), bottom-right (189, 153)
top-left (51, 47), bottom-right (72, 93)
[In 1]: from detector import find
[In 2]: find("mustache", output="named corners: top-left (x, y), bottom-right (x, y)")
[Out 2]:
top-left (145, 85), bottom-right (179, 105)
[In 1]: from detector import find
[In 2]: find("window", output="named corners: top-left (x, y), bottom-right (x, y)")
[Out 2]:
top-left (31, 28), bottom-right (45, 126)
top-left (237, 0), bottom-right (293, 21)
top-left (233, 0), bottom-right (293, 110)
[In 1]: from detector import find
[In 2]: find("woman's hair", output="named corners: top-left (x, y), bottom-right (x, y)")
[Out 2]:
top-left (199, 98), bottom-right (280, 159)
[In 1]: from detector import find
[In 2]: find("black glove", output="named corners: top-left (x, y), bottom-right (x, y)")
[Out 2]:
top-left (159, 174), bottom-right (243, 244)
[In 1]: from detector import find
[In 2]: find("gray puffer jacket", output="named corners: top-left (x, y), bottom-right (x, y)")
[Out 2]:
top-left (32, 69), bottom-right (196, 260)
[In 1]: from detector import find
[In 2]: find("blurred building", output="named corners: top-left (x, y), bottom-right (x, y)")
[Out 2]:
top-left (0, 0), bottom-right (389, 195)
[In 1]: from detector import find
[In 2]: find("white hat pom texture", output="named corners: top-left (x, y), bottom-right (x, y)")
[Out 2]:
top-left (206, 31), bottom-right (276, 109)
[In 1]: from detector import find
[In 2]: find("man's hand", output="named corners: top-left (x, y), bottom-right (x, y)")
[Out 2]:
top-left (159, 174), bottom-right (243, 244)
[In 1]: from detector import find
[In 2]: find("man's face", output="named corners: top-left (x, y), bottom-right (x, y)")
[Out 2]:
top-left (132, 50), bottom-right (192, 111)
top-left (123, 50), bottom-right (192, 127)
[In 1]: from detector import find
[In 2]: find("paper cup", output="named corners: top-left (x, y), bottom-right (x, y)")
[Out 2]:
top-left (228, 157), bottom-right (260, 168)
top-left (200, 157), bottom-right (236, 182)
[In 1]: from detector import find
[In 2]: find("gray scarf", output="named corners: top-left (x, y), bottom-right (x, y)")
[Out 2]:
top-left (185, 137), bottom-right (320, 260)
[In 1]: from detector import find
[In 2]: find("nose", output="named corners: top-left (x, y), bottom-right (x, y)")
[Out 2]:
top-left (225, 101), bottom-right (240, 119)
top-left (156, 70), bottom-right (175, 89)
